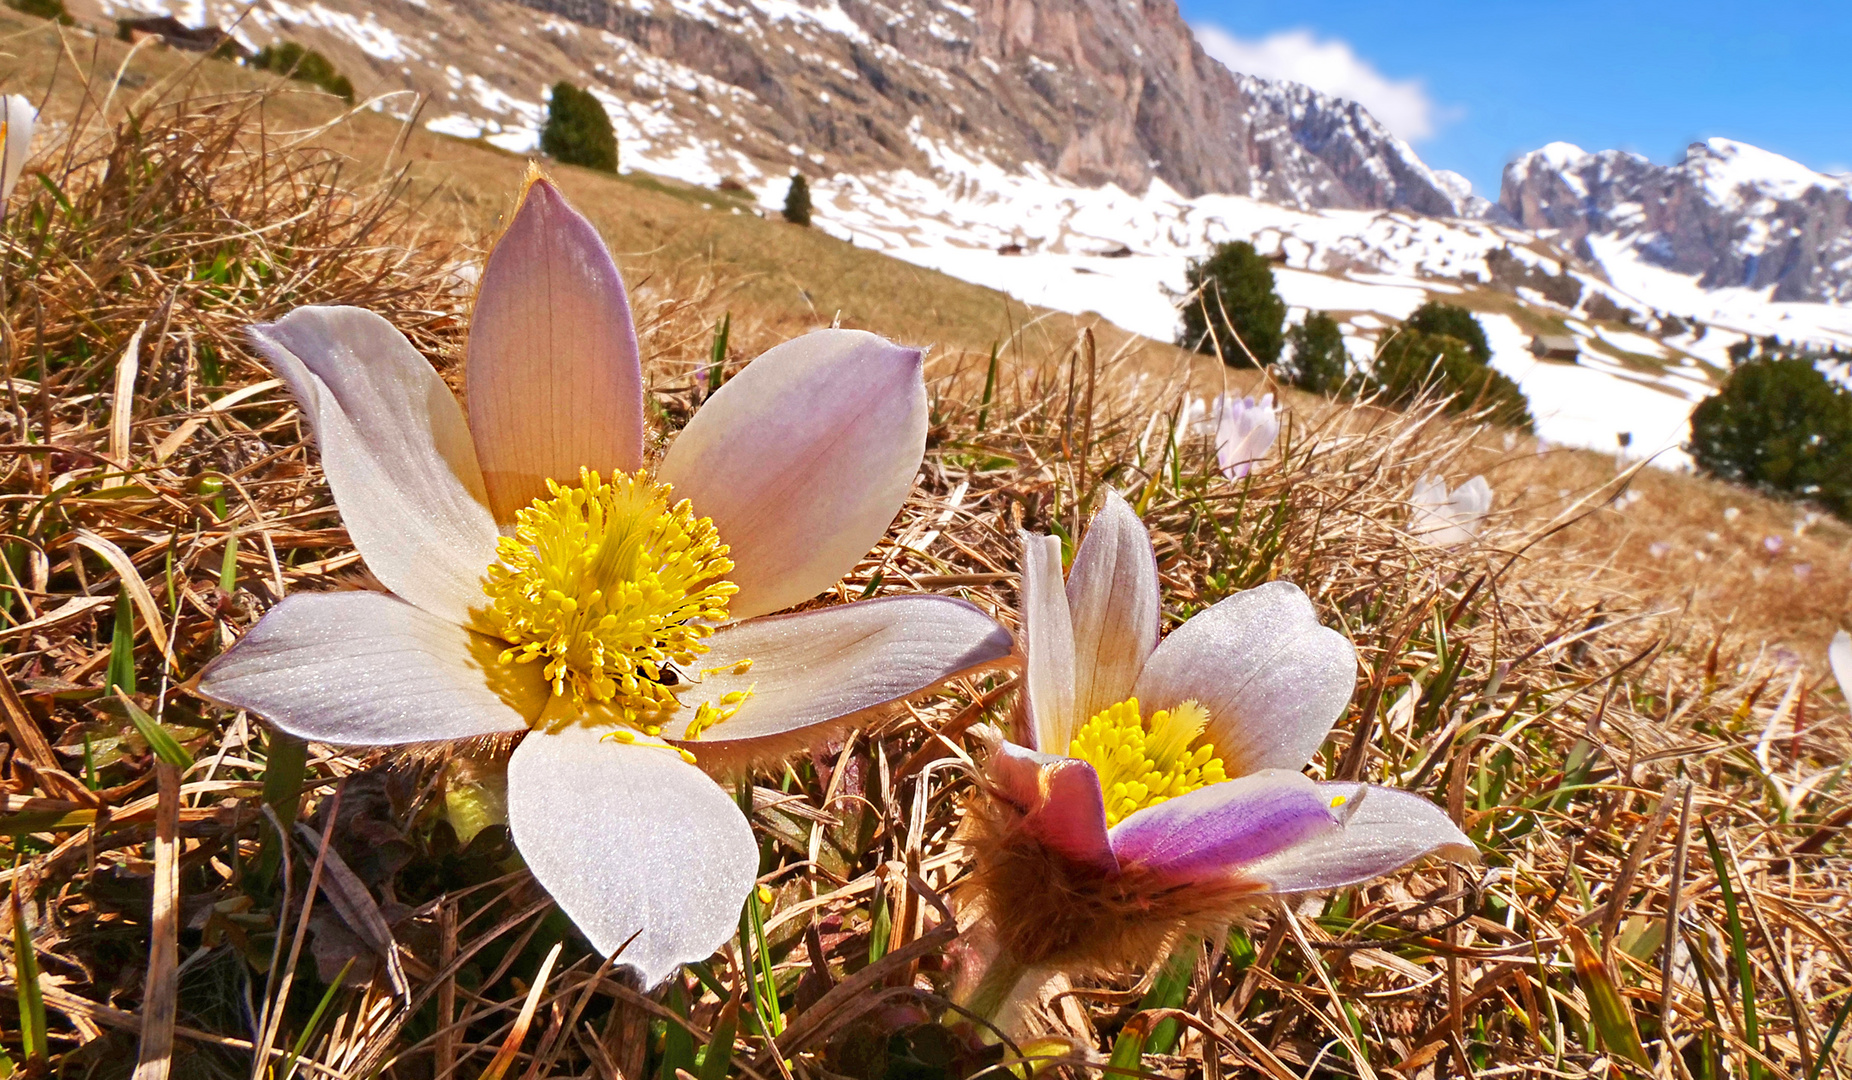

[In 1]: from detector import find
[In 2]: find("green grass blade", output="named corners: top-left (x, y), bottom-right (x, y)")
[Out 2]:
top-left (1806, 998), bottom-right (1851, 1080)
top-left (658, 977), bottom-right (696, 1080)
top-left (977, 341), bottom-right (1000, 431)
top-left (1702, 822), bottom-right (1761, 1080)
top-left (703, 312), bottom-right (731, 399)
top-left (116, 690), bottom-right (194, 769)
top-left (219, 530), bottom-right (240, 592)
top-left (1566, 925), bottom-right (1649, 1067)
top-left (698, 994), bottom-right (739, 1080)
top-left (866, 891), bottom-right (891, 965)
top-left (10, 887), bottom-right (45, 1066)
top-left (105, 587), bottom-right (136, 694)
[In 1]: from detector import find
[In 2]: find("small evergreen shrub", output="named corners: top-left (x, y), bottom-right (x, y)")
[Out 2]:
top-left (1373, 328), bottom-right (1533, 431)
top-left (10, 0), bottom-right (73, 24)
top-left (252, 41), bottom-right (355, 103)
top-left (783, 173), bottom-right (812, 226)
top-left (1402, 301), bottom-right (1492, 364)
top-left (540, 82), bottom-right (617, 172)
top-left (1688, 342), bottom-right (1852, 517)
top-left (1284, 311), bottom-right (1349, 395)
top-left (1178, 241), bottom-right (1285, 365)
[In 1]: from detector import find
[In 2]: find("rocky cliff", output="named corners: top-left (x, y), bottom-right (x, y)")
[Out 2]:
top-left (91, 0), bottom-right (1473, 215)
top-left (1498, 139), bottom-right (1852, 304)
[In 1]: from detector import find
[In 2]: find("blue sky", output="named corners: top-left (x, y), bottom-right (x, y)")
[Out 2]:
top-left (1179, 0), bottom-right (1852, 199)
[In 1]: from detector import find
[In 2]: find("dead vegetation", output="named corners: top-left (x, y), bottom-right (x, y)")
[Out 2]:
top-left (0, 63), bottom-right (1848, 1080)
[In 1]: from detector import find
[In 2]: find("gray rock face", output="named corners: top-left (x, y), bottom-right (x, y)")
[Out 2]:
top-left (507, 0), bottom-right (1472, 213)
top-left (1498, 139), bottom-right (1852, 303)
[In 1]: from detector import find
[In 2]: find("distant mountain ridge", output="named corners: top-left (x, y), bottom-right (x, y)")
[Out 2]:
top-left (1498, 138), bottom-right (1852, 304)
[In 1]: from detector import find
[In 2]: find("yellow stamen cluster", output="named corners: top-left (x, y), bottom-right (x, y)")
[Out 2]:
top-left (484, 468), bottom-right (737, 725)
top-left (1067, 696), bottom-right (1229, 826)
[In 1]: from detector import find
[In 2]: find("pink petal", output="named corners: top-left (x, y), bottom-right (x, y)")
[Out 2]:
top-left (1065, 490), bottom-right (1160, 728)
top-left (467, 176), bottom-right (644, 522)
top-left (1132, 581), bottom-right (1355, 775)
top-left (1108, 769), bottom-right (1340, 883)
top-left (197, 591), bottom-right (543, 745)
top-left (1019, 531), bottom-right (1076, 752)
top-left (249, 307), bottom-right (499, 627)
top-left (657, 330), bottom-right (926, 620)
top-left (987, 741), bottom-right (1117, 874)
top-left (1232, 783), bottom-right (1476, 893)
top-left (660, 595), bottom-right (1013, 766)
top-left (507, 723), bottom-right (757, 986)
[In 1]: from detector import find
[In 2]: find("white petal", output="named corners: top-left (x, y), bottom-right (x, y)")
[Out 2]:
top-left (249, 307), bottom-right (499, 627)
top-left (2, 95), bottom-right (34, 203)
top-left (1133, 581), bottom-right (1355, 775)
top-left (658, 329), bottom-right (926, 620)
top-left (661, 596), bottom-right (1013, 761)
top-left (197, 591), bottom-right (542, 745)
top-left (1020, 531), bottom-right (1076, 753)
top-left (1065, 491), bottom-right (1159, 726)
top-left (507, 724), bottom-right (758, 986)
top-left (1234, 784), bottom-right (1476, 893)
top-left (1833, 630), bottom-right (1852, 708)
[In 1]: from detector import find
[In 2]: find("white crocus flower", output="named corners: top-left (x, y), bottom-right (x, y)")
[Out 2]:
top-left (198, 175), bottom-right (1013, 984)
top-left (2, 95), bottom-right (35, 202)
top-left (1409, 475), bottom-right (1493, 547)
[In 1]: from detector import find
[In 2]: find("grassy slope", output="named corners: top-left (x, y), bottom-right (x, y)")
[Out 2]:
top-left (5, 13), bottom-right (1848, 663)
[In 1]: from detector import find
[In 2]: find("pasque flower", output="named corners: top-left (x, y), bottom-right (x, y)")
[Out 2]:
top-left (2, 95), bottom-right (35, 202)
top-left (199, 174), bottom-right (1012, 983)
top-left (1409, 475), bottom-right (1494, 547)
top-left (964, 491), bottom-right (1472, 984)
top-left (1209, 392), bottom-right (1279, 479)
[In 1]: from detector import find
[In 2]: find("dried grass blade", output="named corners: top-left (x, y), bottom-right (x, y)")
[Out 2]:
top-left (73, 530), bottom-right (172, 670)
top-left (479, 941), bottom-right (562, 1080)
top-left (293, 822), bottom-right (410, 1003)
top-left (105, 322), bottom-right (145, 488)
top-left (131, 761), bottom-right (181, 1080)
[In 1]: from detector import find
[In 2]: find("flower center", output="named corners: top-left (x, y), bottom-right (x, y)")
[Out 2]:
top-left (1067, 696), bottom-right (1229, 827)
top-left (483, 468), bottom-right (737, 728)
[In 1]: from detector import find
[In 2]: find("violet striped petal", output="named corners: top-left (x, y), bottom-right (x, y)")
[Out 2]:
top-left (248, 307), bottom-right (499, 627)
top-left (988, 741), bottom-right (1116, 874)
top-left (1132, 581), bottom-right (1355, 776)
top-left (197, 591), bottom-right (542, 745)
top-left (1065, 490), bottom-right (1160, 727)
top-left (467, 176), bottom-right (645, 522)
top-left (507, 722), bottom-right (757, 986)
top-left (660, 595), bottom-right (1013, 764)
top-left (1232, 783), bottom-right (1476, 894)
top-left (1108, 769), bottom-right (1341, 883)
top-left (1019, 531), bottom-right (1077, 752)
top-left (658, 330), bottom-right (926, 621)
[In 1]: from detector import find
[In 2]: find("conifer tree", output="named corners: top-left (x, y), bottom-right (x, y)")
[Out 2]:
top-left (1178, 241), bottom-right (1285, 366)
top-left (1285, 312), bottom-right (1349, 395)
top-left (783, 173), bottom-right (812, 226)
top-left (1688, 343), bottom-right (1852, 517)
top-left (540, 82), bottom-right (617, 173)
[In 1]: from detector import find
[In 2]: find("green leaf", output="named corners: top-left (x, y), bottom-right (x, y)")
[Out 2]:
top-left (658, 977), bottom-right (696, 1080)
top-left (1109, 939), bottom-right (1195, 1064)
top-left (1703, 822), bottom-right (1762, 1080)
top-left (105, 587), bottom-right (136, 695)
top-left (11, 886), bottom-right (45, 1065)
top-left (698, 994), bottom-right (739, 1080)
top-left (1565, 924), bottom-right (1649, 1068)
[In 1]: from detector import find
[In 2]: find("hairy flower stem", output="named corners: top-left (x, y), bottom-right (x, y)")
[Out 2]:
top-left (960, 949), bottom-right (1032, 1029)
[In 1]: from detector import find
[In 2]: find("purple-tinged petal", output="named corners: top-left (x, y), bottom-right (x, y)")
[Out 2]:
top-left (660, 595), bottom-right (1013, 765)
top-left (1065, 490), bottom-right (1160, 726)
top-left (1132, 581), bottom-right (1354, 776)
top-left (1233, 783), bottom-right (1476, 894)
top-left (467, 176), bottom-right (645, 522)
top-left (507, 722), bottom-right (757, 987)
top-left (1214, 394), bottom-right (1279, 480)
top-left (1020, 531), bottom-right (1076, 752)
top-left (1109, 769), bottom-right (1340, 883)
top-left (658, 330), bottom-right (926, 621)
top-left (988, 741), bottom-right (1117, 874)
top-left (197, 591), bottom-right (542, 745)
top-left (247, 307), bottom-right (499, 627)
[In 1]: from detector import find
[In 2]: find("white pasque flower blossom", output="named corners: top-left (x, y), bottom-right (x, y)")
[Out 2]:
top-left (1409, 475), bottom-right (1493, 547)
top-left (1209, 393), bottom-right (1279, 479)
top-left (197, 175), bottom-right (1013, 984)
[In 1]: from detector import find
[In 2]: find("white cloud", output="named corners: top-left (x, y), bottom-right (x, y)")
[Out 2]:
top-left (1192, 25), bottom-right (1446, 143)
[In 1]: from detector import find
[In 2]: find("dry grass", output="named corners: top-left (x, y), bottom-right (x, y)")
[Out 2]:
top-left (0, 48), bottom-right (1849, 1080)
